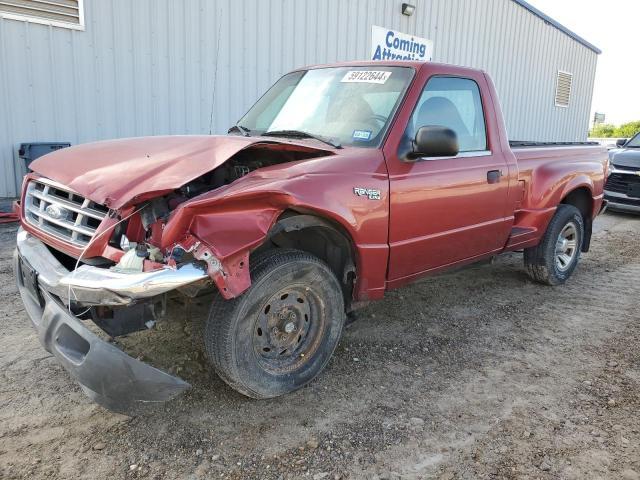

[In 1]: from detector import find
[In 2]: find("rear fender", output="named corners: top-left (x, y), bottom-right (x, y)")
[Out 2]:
top-left (512, 169), bottom-right (596, 251)
top-left (559, 177), bottom-right (595, 212)
top-left (527, 165), bottom-right (594, 211)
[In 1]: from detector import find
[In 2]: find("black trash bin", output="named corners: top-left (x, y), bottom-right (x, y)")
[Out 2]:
top-left (18, 142), bottom-right (71, 171)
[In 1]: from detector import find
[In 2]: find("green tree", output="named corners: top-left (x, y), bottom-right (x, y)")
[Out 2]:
top-left (614, 121), bottom-right (640, 139)
top-left (589, 123), bottom-right (616, 138)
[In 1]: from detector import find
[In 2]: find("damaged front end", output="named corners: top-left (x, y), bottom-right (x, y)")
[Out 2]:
top-left (14, 228), bottom-right (200, 413)
top-left (15, 137), bottom-right (334, 412)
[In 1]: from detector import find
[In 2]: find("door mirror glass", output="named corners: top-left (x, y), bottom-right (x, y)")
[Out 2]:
top-left (409, 125), bottom-right (459, 159)
top-left (616, 138), bottom-right (628, 147)
top-left (407, 77), bottom-right (487, 153)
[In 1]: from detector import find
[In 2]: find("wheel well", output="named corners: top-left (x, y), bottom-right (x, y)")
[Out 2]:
top-left (561, 187), bottom-right (592, 218)
top-left (560, 187), bottom-right (593, 252)
top-left (255, 212), bottom-right (357, 308)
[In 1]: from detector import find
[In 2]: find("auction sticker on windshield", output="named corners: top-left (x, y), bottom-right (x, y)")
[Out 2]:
top-left (353, 130), bottom-right (372, 141)
top-left (341, 71), bottom-right (391, 84)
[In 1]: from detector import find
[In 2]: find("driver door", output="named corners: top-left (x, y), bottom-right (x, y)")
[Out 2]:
top-left (385, 74), bottom-right (512, 284)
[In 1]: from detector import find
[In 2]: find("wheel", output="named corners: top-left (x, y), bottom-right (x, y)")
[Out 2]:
top-left (204, 249), bottom-right (345, 398)
top-left (524, 204), bottom-right (584, 285)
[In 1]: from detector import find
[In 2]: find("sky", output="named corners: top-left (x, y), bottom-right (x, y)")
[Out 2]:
top-left (527, 0), bottom-right (639, 126)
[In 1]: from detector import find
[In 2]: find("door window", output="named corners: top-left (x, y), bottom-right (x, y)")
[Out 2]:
top-left (409, 77), bottom-right (487, 152)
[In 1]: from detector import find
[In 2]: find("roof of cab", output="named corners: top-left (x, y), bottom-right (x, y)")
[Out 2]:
top-left (296, 60), bottom-right (483, 75)
top-left (296, 60), bottom-right (424, 71)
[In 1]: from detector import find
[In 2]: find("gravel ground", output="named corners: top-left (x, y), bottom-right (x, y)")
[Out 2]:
top-left (0, 211), bottom-right (639, 480)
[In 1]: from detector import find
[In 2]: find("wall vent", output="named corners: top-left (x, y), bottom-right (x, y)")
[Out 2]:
top-left (555, 70), bottom-right (573, 108)
top-left (0, 0), bottom-right (84, 30)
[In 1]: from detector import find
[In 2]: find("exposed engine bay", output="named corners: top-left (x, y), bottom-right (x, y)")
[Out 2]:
top-left (177, 145), bottom-right (326, 198)
top-left (112, 144), bottom-right (329, 264)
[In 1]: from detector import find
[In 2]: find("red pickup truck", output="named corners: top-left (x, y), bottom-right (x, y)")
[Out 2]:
top-left (13, 61), bottom-right (608, 412)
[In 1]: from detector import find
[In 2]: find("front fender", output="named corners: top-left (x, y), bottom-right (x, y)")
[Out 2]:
top-left (190, 207), bottom-right (281, 299)
top-left (157, 148), bottom-right (390, 300)
top-left (166, 202), bottom-right (358, 300)
top-left (160, 194), bottom-right (386, 301)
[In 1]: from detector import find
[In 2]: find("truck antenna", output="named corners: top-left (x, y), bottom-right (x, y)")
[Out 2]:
top-left (208, 11), bottom-right (222, 135)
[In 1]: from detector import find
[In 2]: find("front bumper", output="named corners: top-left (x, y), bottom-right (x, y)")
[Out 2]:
top-left (604, 190), bottom-right (640, 214)
top-left (13, 229), bottom-right (194, 412)
top-left (15, 227), bottom-right (209, 306)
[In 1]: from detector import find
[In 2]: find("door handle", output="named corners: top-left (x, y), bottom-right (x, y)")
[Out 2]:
top-left (487, 170), bottom-right (502, 184)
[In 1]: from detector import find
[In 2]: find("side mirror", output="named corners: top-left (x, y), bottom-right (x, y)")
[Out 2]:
top-left (616, 138), bottom-right (628, 147)
top-left (408, 126), bottom-right (459, 160)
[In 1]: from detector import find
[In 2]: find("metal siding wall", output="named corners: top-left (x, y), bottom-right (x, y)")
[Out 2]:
top-left (0, 0), bottom-right (598, 198)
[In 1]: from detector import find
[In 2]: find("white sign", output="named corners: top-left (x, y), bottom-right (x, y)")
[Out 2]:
top-left (371, 25), bottom-right (433, 62)
top-left (341, 70), bottom-right (392, 84)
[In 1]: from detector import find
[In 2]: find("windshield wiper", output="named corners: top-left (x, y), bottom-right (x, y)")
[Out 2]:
top-left (228, 124), bottom-right (251, 137)
top-left (262, 130), bottom-right (342, 149)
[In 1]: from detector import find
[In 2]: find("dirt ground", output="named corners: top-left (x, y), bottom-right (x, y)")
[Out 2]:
top-left (0, 211), bottom-right (639, 480)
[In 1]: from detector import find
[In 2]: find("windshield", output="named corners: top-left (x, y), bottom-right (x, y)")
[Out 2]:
top-left (236, 66), bottom-right (414, 148)
top-left (625, 133), bottom-right (640, 147)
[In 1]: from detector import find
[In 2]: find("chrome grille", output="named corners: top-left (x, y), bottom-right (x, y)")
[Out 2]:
top-left (24, 178), bottom-right (109, 247)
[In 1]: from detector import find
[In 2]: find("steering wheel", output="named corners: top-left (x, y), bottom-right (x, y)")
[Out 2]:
top-left (366, 114), bottom-right (388, 126)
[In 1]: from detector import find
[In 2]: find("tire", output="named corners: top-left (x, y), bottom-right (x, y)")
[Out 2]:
top-left (204, 249), bottom-right (345, 398)
top-left (524, 204), bottom-right (584, 285)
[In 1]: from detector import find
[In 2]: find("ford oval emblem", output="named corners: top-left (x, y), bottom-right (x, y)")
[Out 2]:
top-left (45, 204), bottom-right (66, 220)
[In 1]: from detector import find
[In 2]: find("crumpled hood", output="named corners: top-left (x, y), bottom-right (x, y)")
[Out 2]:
top-left (610, 148), bottom-right (640, 169)
top-left (29, 135), bottom-right (332, 209)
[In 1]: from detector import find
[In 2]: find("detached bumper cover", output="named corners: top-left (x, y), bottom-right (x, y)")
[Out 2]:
top-left (13, 235), bottom-right (191, 413)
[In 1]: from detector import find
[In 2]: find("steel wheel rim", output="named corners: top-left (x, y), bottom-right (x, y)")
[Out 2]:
top-left (252, 284), bottom-right (324, 374)
top-left (555, 222), bottom-right (578, 272)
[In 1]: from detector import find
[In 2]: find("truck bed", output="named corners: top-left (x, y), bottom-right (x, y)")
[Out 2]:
top-left (512, 142), bottom-right (606, 188)
top-left (504, 142), bottom-right (608, 251)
